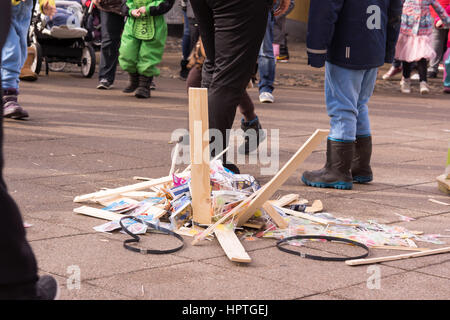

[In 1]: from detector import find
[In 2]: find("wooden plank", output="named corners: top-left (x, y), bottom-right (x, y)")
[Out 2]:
top-left (73, 172), bottom-right (190, 203)
top-left (120, 191), bottom-right (158, 200)
top-left (214, 224), bottom-right (252, 263)
top-left (346, 246), bottom-right (450, 266)
top-left (189, 88), bottom-right (211, 224)
top-left (269, 194), bottom-right (300, 207)
top-left (281, 207), bottom-right (331, 225)
top-left (74, 206), bottom-right (124, 221)
top-left (236, 129), bottom-right (329, 226)
top-left (262, 202), bottom-right (288, 229)
top-left (371, 246), bottom-right (430, 252)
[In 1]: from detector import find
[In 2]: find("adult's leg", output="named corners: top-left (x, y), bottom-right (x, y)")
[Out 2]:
top-left (98, 11), bottom-right (125, 84)
top-left (258, 12), bottom-right (275, 96)
top-left (444, 49), bottom-right (450, 88)
top-left (181, 10), bottom-right (191, 60)
top-left (0, 1), bottom-right (39, 298)
top-left (428, 27), bottom-right (447, 75)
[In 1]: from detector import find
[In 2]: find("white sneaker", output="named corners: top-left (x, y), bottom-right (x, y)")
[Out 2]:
top-left (400, 77), bottom-right (411, 94)
top-left (259, 92), bottom-right (274, 103)
top-left (420, 81), bottom-right (429, 95)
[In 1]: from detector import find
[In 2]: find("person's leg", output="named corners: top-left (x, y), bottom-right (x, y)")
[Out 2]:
top-left (382, 59), bottom-right (403, 80)
top-left (98, 11), bottom-right (125, 86)
top-left (1, 1), bottom-right (31, 119)
top-left (0, 0), bottom-right (42, 299)
top-left (302, 62), bottom-right (365, 190)
top-left (135, 17), bottom-right (168, 99)
top-left (400, 61), bottom-right (412, 93)
top-left (444, 48), bottom-right (450, 92)
top-left (428, 27), bottom-right (447, 77)
top-left (258, 11), bottom-right (275, 102)
top-left (119, 25), bottom-right (141, 90)
top-left (417, 58), bottom-right (430, 94)
top-left (180, 10), bottom-right (191, 80)
top-left (352, 67), bottom-right (378, 183)
top-left (191, 0), bottom-right (270, 166)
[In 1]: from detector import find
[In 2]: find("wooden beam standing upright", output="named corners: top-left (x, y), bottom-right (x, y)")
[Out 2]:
top-left (189, 88), bottom-right (211, 225)
top-left (236, 129), bottom-right (329, 226)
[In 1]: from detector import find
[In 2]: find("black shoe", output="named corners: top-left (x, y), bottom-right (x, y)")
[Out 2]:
top-left (351, 136), bottom-right (373, 183)
top-left (122, 73), bottom-right (139, 93)
top-left (301, 139), bottom-right (354, 190)
top-left (179, 59), bottom-right (190, 80)
top-left (135, 75), bottom-right (153, 99)
top-left (97, 78), bottom-right (113, 90)
top-left (427, 71), bottom-right (438, 79)
top-left (238, 116), bottom-right (266, 155)
top-left (35, 275), bottom-right (60, 300)
top-left (150, 81), bottom-right (156, 91)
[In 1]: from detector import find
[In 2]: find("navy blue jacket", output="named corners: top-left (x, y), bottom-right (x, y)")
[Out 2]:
top-left (307, 0), bottom-right (403, 69)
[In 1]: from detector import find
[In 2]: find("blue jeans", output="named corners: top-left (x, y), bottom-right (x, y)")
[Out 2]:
top-left (1, 0), bottom-right (33, 90)
top-left (325, 62), bottom-right (377, 142)
top-left (181, 10), bottom-right (191, 60)
top-left (258, 12), bottom-right (275, 94)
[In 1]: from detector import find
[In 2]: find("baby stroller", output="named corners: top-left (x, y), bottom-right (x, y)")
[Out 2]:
top-left (28, 0), bottom-right (96, 78)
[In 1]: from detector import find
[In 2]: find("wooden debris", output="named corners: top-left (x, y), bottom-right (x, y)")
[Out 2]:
top-left (281, 207), bottom-right (332, 225)
top-left (73, 172), bottom-right (190, 203)
top-left (269, 193), bottom-right (300, 207)
top-left (120, 191), bottom-right (158, 200)
top-left (235, 129), bottom-right (329, 226)
top-left (304, 200), bottom-right (323, 213)
top-left (214, 224), bottom-right (252, 263)
top-left (262, 202), bottom-right (288, 229)
top-left (189, 88), bottom-right (211, 225)
top-left (74, 206), bottom-right (124, 221)
top-left (437, 174), bottom-right (450, 195)
top-left (428, 197), bottom-right (450, 206)
top-left (371, 245), bottom-right (430, 252)
top-left (346, 246), bottom-right (450, 266)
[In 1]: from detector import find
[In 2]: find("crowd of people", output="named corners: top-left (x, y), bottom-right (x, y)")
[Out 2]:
top-left (0, 0), bottom-right (449, 300)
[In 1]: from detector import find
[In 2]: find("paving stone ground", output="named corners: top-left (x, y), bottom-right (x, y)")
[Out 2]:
top-left (3, 38), bottom-right (450, 300)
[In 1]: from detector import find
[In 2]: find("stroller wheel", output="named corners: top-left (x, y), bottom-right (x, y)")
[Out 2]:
top-left (30, 42), bottom-right (43, 75)
top-left (81, 44), bottom-right (96, 78)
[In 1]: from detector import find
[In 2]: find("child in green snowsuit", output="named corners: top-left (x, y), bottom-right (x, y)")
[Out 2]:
top-left (119, 0), bottom-right (174, 98)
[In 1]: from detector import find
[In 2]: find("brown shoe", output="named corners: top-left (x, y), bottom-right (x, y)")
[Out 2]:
top-left (19, 46), bottom-right (38, 82)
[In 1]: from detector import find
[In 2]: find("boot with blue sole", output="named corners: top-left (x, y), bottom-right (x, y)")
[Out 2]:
top-left (301, 139), bottom-right (354, 190)
top-left (351, 136), bottom-right (373, 183)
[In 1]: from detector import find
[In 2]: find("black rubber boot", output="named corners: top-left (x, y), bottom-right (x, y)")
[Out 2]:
top-left (238, 116), bottom-right (266, 155)
top-left (122, 73), bottom-right (139, 93)
top-left (351, 136), bottom-right (373, 183)
top-left (135, 75), bottom-right (153, 99)
top-left (301, 139), bottom-right (354, 190)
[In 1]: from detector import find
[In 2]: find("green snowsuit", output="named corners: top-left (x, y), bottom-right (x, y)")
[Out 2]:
top-left (119, 0), bottom-right (169, 78)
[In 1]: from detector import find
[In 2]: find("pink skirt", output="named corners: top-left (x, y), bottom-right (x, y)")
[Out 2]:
top-left (395, 34), bottom-right (436, 62)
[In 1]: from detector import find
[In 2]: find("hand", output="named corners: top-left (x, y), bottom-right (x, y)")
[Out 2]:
top-left (273, 0), bottom-right (290, 17)
top-left (436, 20), bottom-right (443, 28)
top-left (42, 1), bottom-right (56, 19)
top-left (138, 6), bottom-right (146, 14)
top-left (131, 9), bottom-right (141, 17)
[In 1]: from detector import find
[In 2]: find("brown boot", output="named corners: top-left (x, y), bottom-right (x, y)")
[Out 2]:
top-left (19, 46), bottom-right (38, 82)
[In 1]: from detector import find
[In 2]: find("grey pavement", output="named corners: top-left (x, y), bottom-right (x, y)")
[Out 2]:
top-left (3, 39), bottom-right (450, 300)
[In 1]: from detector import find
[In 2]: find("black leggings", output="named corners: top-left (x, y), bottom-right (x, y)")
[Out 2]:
top-left (402, 58), bottom-right (428, 82)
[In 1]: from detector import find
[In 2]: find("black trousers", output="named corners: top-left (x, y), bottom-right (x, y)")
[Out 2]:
top-left (189, 0), bottom-right (270, 159)
top-left (98, 10), bottom-right (125, 83)
top-left (0, 2), bottom-right (38, 298)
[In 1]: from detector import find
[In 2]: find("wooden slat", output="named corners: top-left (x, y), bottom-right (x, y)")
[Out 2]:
top-left (214, 224), bottom-right (252, 263)
top-left (346, 246), bottom-right (450, 266)
top-left (436, 174), bottom-right (450, 195)
top-left (304, 200), bottom-right (323, 213)
top-left (73, 172), bottom-right (189, 203)
top-left (189, 88), bottom-right (211, 224)
top-left (269, 194), bottom-right (300, 207)
top-left (236, 129), bottom-right (329, 226)
top-left (74, 206), bottom-right (124, 221)
top-left (262, 202), bottom-right (288, 229)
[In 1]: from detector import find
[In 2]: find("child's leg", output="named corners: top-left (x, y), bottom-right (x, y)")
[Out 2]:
top-left (325, 62), bottom-right (366, 142)
top-left (118, 31), bottom-right (141, 76)
top-left (402, 61), bottom-right (412, 79)
top-left (444, 48), bottom-right (450, 88)
top-left (417, 58), bottom-right (428, 82)
top-left (356, 68), bottom-right (377, 138)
